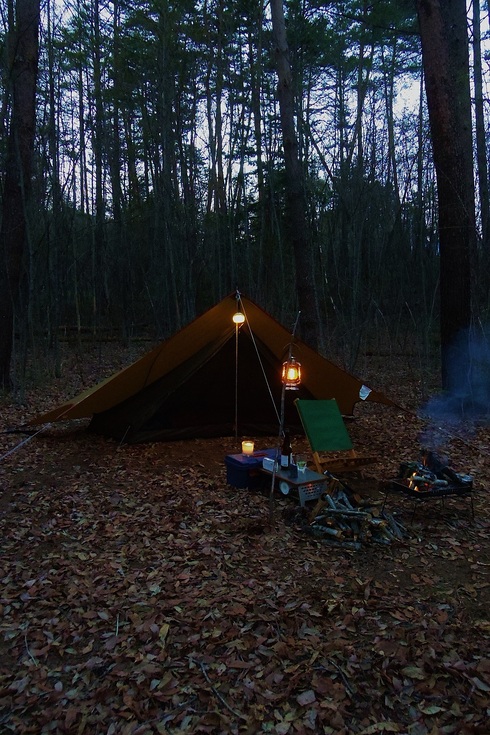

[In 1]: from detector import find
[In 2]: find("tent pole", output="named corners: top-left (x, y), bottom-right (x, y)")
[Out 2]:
top-left (234, 321), bottom-right (239, 441)
top-left (269, 311), bottom-right (301, 525)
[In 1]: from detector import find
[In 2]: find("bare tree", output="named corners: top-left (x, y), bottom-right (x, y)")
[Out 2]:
top-left (416, 0), bottom-right (475, 389)
top-left (0, 0), bottom-right (40, 389)
top-left (472, 0), bottom-right (489, 255)
top-left (269, 0), bottom-right (317, 348)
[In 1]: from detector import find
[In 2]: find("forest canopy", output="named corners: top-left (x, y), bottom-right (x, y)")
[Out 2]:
top-left (0, 0), bottom-right (488, 389)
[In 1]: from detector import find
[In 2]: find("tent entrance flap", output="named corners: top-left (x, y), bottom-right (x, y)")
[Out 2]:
top-left (88, 333), bottom-right (232, 442)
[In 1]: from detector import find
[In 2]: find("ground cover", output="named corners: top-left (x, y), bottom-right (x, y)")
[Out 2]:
top-left (0, 344), bottom-right (489, 734)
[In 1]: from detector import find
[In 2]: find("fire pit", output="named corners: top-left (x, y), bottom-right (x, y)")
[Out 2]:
top-left (383, 450), bottom-right (474, 520)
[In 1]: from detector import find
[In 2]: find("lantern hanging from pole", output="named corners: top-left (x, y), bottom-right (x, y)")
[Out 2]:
top-left (232, 311), bottom-right (245, 325)
top-left (282, 356), bottom-right (302, 390)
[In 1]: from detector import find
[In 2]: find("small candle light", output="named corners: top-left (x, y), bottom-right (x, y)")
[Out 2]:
top-left (242, 441), bottom-right (254, 456)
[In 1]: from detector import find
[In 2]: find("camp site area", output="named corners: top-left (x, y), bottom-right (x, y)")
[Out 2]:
top-left (1, 302), bottom-right (490, 734)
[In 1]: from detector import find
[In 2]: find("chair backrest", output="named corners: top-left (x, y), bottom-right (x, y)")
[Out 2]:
top-left (295, 399), bottom-right (353, 452)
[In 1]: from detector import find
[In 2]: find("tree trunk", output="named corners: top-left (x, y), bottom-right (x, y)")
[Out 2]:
top-left (416, 0), bottom-right (475, 390)
top-left (45, 0), bottom-right (64, 371)
top-left (269, 0), bottom-right (317, 348)
top-left (91, 0), bottom-right (106, 333)
top-left (0, 0), bottom-right (40, 389)
top-left (381, 41), bottom-right (400, 200)
top-left (472, 0), bottom-right (489, 256)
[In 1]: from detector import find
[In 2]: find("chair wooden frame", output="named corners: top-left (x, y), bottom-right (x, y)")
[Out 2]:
top-left (294, 398), bottom-right (377, 476)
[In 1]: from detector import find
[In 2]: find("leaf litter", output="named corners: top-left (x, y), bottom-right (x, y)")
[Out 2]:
top-left (0, 345), bottom-right (489, 734)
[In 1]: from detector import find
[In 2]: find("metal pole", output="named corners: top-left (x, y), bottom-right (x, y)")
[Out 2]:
top-left (269, 311), bottom-right (301, 525)
top-left (234, 322), bottom-right (239, 441)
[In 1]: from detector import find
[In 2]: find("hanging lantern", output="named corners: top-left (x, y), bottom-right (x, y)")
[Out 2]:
top-left (233, 311), bottom-right (245, 325)
top-left (282, 356), bottom-right (302, 390)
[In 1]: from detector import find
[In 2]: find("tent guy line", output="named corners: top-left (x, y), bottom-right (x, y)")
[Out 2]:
top-left (235, 292), bottom-right (281, 426)
top-left (0, 424), bottom-right (52, 463)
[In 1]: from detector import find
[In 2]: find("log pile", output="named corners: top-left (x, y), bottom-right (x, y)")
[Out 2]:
top-left (285, 479), bottom-right (407, 549)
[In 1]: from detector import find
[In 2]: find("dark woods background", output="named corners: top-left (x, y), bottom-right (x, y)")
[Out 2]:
top-left (0, 0), bottom-right (489, 397)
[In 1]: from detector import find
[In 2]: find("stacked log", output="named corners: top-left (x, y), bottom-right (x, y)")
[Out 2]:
top-left (285, 480), bottom-right (406, 548)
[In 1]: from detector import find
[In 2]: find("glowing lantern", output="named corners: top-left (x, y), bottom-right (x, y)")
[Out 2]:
top-left (282, 356), bottom-right (302, 390)
top-left (242, 440), bottom-right (254, 456)
top-left (232, 311), bottom-right (245, 325)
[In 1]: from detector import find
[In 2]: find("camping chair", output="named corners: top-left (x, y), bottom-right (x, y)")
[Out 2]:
top-left (294, 398), bottom-right (378, 476)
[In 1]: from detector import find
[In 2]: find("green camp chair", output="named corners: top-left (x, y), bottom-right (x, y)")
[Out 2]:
top-left (294, 398), bottom-right (377, 476)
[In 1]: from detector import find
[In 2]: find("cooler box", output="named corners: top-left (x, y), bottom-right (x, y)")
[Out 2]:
top-left (225, 448), bottom-right (278, 489)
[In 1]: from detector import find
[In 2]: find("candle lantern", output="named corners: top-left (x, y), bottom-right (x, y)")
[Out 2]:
top-left (242, 440), bottom-right (254, 456)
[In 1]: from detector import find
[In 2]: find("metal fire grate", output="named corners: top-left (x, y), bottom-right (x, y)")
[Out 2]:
top-left (383, 451), bottom-right (475, 521)
top-left (389, 478), bottom-right (473, 498)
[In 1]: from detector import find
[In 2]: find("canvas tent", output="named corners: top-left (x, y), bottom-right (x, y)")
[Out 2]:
top-left (29, 294), bottom-right (396, 442)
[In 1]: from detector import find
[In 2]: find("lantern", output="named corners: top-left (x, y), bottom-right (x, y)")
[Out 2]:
top-left (232, 311), bottom-right (245, 325)
top-left (282, 356), bottom-right (302, 390)
top-left (242, 440), bottom-right (254, 456)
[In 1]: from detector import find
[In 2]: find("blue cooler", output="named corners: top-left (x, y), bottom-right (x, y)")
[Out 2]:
top-left (225, 448), bottom-right (278, 489)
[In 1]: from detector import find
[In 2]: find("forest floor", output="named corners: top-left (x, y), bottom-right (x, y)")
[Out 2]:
top-left (0, 342), bottom-right (489, 735)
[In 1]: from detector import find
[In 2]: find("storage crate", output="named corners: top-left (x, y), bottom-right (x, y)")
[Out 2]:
top-left (225, 448), bottom-right (278, 489)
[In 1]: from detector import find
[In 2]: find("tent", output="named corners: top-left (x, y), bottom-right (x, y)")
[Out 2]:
top-left (29, 294), bottom-right (396, 442)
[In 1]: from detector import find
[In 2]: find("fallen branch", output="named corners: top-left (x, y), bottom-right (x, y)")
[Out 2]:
top-left (192, 657), bottom-right (247, 721)
top-left (24, 633), bottom-right (39, 666)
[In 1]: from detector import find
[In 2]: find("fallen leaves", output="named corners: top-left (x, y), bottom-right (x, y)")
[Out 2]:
top-left (1, 348), bottom-right (490, 733)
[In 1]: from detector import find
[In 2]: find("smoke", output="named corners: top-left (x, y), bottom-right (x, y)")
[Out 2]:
top-left (419, 325), bottom-right (490, 448)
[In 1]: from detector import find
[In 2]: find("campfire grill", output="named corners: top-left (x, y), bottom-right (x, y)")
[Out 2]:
top-left (383, 451), bottom-right (475, 521)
